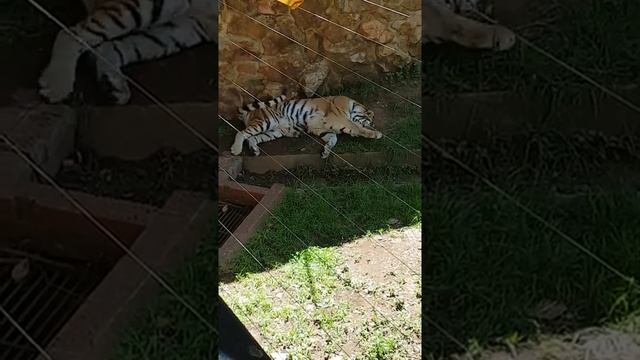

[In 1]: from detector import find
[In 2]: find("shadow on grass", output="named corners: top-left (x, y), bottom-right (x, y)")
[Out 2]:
top-left (112, 222), bottom-right (217, 360)
top-left (425, 131), bottom-right (640, 357)
top-left (221, 179), bottom-right (421, 281)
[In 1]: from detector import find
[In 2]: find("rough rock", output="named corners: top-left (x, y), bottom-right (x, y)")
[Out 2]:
top-left (218, 0), bottom-right (420, 118)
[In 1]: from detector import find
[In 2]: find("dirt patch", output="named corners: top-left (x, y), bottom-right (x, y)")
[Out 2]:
top-left (222, 226), bottom-right (422, 359)
top-left (55, 148), bottom-right (214, 206)
top-left (336, 226), bottom-right (422, 358)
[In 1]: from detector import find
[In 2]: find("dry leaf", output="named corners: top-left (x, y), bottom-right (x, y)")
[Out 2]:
top-left (11, 259), bottom-right (30, 282)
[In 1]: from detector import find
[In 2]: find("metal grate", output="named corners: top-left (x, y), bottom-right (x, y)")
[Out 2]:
top-left (218, 202), bottom-right (253, 246)
top-left (0, 253), bottom-right (107, 360)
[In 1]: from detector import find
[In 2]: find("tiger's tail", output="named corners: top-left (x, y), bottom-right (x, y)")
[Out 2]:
top-left (237, 94), bottom-right (287, 118)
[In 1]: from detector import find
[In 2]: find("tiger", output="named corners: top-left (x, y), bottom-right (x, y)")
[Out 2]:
top-left (38, 0), bottom-right (217, 104)
top-left (230, 94), bottom-right (382, 159)
top-left (424, 0), bottom-right (516, 51)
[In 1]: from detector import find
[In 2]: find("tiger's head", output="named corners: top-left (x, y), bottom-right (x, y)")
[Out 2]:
top-left (351, 101), bottom-right (376, 130)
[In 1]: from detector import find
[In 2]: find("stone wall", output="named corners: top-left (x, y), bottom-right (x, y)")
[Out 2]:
top-left (218, 0), bottom-right (421, 117)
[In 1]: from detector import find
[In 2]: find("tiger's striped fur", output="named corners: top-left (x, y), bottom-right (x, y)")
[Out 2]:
top-left (39, 0), bottom-right (216, 104)
top-left (424, 0), bottom-right (516, 51)
top-left (230, 95), bottom-right (382, 159)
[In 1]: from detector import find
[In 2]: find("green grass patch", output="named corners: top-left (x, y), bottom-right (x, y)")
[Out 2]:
top-left (334, 64), bottom-right (420, 155)
top-left (112, 223), bottom-right (216, 359)
top-left (425, 185), bottom-right (640, 356)
top-left (224, 247), bottom-right (348, 359)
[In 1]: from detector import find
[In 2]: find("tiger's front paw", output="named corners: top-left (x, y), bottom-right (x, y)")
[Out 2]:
top-left (321, 150), bottom-right (330, 159)
top-left (374, 131), bottom-right (383, 139)
top-left (39, 64), bottom-right (75, 103)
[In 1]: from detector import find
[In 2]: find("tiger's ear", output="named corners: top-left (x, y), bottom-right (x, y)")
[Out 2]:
top-left (366, 110), bottom-right (374, 118)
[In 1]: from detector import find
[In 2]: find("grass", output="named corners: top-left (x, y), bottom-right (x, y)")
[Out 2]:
top-left (424, 0), bottom-right (640, 97)
top-left (112, 222), bottom-right (217, 359)
top-left (221, 178), bottom-right (421, 359)
top-left (329, 64), bottom-right (421, 155)
top-left (425, 7), bottom-right (640, 351)
top-left (426, 186), bottom-right (640, 355)
top-left (425, 131), bottom-right (640, 357)
top-left (229, 179), bottom-right (420, 272)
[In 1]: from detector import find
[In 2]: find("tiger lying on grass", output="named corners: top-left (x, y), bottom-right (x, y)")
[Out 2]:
top-left (38, 0), bottom-right (216, 104)
top-left (424, 0), bottom-right (516, 51)
top-left (230, 94), bottom-right (382, 159)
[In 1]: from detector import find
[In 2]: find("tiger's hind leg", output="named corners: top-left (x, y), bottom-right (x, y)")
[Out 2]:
top-left (246, 129), bottom-right (285, 156)
top-left (231, 122), bottom-right (278, 156)
top-left (94, 16), bottom-right (210, 104)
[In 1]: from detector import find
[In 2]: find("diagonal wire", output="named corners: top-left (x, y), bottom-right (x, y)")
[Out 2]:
top-left (219, 112), bottom-right (421, 348)
top-left (219, 115), bottom-right (420, 277)
top-left (424, 8), bottom-right (640, 284)
top-left (219, 73), bottom-right (420, 213)
top-left (423, 134), bottom-right (636, 284)
top-left (0, 305), bottom-right (53, 360)
top-left (422, 8), bottom-right (640, 357)
top-left (297, 6), bottom-right (421, 63)
top-left (357, 0), bottom-right (410, 18)
top-left (218, 220), bottom-right (353, 359)
top-left (1, 133), bottom-right (218, 335)
top-left (219, 165), bottom-right (418, 347)
top-left (25, 0), bottom-right (218, 153)
top-left (223, 0), bottom-right (421, 108)
top-left (220, 38), bottom-right (421, 159)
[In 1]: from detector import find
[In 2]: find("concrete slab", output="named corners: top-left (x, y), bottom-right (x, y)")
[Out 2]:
top-left (79, 102), bottom-right (216, 160)
top-left (242, 151), bottom-right (420, 174)
top-left (0, 183), bottom-right (156, 262)
top-left (1, 105), bottom-right (77, 186)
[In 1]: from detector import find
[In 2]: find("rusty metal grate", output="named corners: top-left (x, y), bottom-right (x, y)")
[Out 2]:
top-left (218, 202), bottom-right (253, 246)
top-left (0, 253), bottom-right (107, 360)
